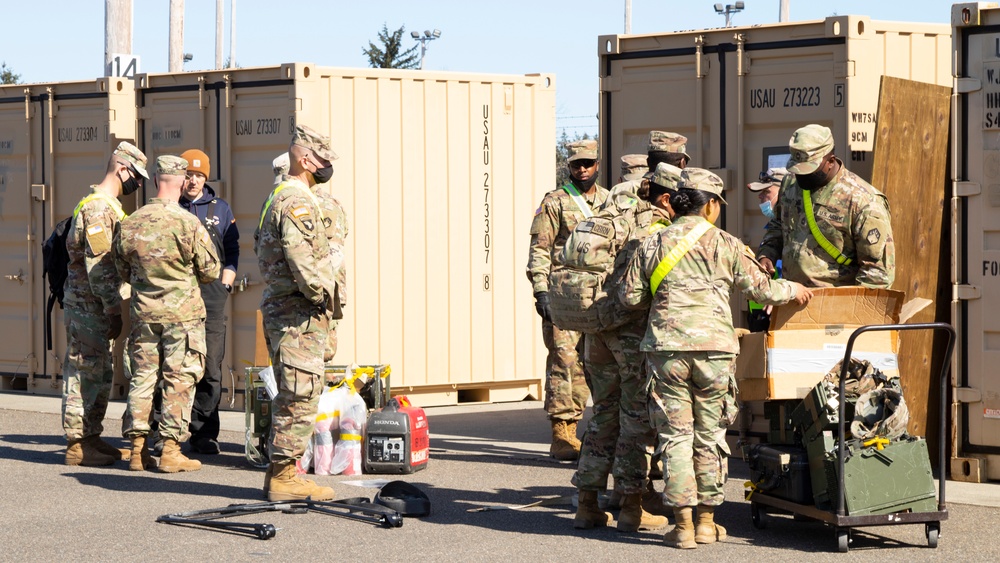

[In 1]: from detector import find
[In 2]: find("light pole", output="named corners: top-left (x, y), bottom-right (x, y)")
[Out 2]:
top-left (411, 29), bottom-right (441, 70)
top-left (714, 1), bottom-right (745, 27)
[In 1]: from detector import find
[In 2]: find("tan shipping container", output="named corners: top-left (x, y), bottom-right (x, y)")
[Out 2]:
top-left (599, 15), bottom-right (951, 251)
top-left (599, 15), bottom-right (952, 445)
top-left (949, 1), bottom-right (1000, 482)
top-left (0, 77), bottom-right (137, 398)
top-left (135, 63), bottom-right (554, 409)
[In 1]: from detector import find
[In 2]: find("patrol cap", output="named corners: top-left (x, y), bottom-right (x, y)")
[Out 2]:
top-left (155, 155), bottom-right (188, 176)
top-left (786, 124), bottom-right (834, 175)
top-left (747, 167), bottom-right (787, 192)
top-left (566, 139), bottom-right (598, 162)
top-left (647, 131), bottom-right (690, 160)
top-left (620, 154), bottom-right (647, 181)
top-left (113, 141), bottom-right (149, 179)
top-left (649, 162), bottom-right (683, 192)
top-left (272, 152), bottom-right (290, 184)
top-left (678, 167), bottom-right (727, 205)
top-left (291, 124), bottom-right (338, 163)
top-left (180, 148), bottom-right (210, 178)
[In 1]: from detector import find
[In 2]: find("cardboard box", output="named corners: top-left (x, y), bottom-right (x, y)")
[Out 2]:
top-left (736, 288), bottom-right (905, 402)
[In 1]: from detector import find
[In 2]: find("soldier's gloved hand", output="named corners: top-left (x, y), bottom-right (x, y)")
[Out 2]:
top-left (106, 313), bottom-right (123, 340)
top-left (534, 291), bottom-right (552, 323)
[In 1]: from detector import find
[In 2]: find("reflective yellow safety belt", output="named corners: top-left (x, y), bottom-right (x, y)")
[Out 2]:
top-left (649, 219), bottom-right (713, 295)
top-left (648, 219), bottom-right (671, 235)
top-left (73, 192), bottom-right (126, 220)
top-left (802, 190), bottom-right (852, 266)
top-left (258, 181), bottom-right (325, 230)
top-left (562, 183), bottom-right (594, 219)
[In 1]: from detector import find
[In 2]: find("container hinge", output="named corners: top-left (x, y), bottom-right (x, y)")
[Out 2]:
top-left (954, 284), bottom-right (981, 300)
top-left (954, 181), bottom-right (981, 197)
top-left (834, 60), bottom-right (855, 78)
top-left (955, 387), bottom-right (982, 404)
top-left (138, 107), bottom-right (154, 120)
top-left (600, 75), bottom-right (621, 93)
top-left (956, 77), bottom-right (982, 94)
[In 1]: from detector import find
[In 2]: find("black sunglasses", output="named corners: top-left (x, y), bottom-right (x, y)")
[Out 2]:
top-left (570, 159), bottom-right (597, 168)
top-left (759, 171), bottom-right (780, 183)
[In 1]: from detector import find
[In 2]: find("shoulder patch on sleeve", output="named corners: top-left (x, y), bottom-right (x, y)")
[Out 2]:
top-left (291, 206), bottom-right (310, 218)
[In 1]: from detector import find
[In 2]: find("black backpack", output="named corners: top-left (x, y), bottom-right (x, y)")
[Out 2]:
top-left (42, 216), bottom-right (72, 350)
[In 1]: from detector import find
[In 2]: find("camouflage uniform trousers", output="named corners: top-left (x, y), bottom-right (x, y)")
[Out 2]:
top-left (647, 351), bottom-right (739, 507)
top-left (572, 329), bottom-right (654, 494)
top-left (264, 309), bottom-right (329, 462)
top-left (61, 307), bottom-right (114, 441)
top-left (123, 319), bottom-right (206, 442)
top-left (542, 319), bottom-right (589, 421)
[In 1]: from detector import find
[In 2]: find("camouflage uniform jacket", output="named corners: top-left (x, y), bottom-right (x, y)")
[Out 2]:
top-left (619, 215), bottom-right (797, 353)
top-left (114, 198), bottom-right (221, 322)
top-left (64, 188), bottom-right (126, 315)
top-left (316, 184), bottom-right (349, 316)
top-left (603, 179), bottom-right (644, 211)
top-left (254, 177), bottom-right (337, 316)
top-left (603, 206), bottom-right (671, 337)
top-left (526, 183), bottom-right (609, 293)
top-left (757, 161), bottom-right (895, 288)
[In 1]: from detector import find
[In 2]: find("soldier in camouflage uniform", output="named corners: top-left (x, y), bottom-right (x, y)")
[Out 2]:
top-left (255, 125), bottom-right (339, 501)
top-left (315, 182), bottom-right (349, 364)
top-left (61, 141), bottom-right (148, 467)
top-left (619, 168), bottom-right (813, 549)
top-left (757, 124), bottom-right (895, 288)
top-left (572, 163), bottom-right (680, 533)
top-left (116, 155), bottom-right (220, 473)
top-left (605, 131), bottom-right (691, 205)
top-left (527, 139), bottom-right (609, 460)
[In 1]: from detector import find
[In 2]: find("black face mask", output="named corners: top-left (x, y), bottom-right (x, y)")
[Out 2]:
top-left (120, 169), bottom-right (142, 196)
top-left (311, 164), bottom-right (333, 185)
top-left (571, 175), bottom-right (598, 191)
top-left (796, 164), bottom-right (833, 190)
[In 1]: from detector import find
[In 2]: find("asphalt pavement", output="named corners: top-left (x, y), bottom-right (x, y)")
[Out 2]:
top-left (2, 392), bottom-right (1000, 561)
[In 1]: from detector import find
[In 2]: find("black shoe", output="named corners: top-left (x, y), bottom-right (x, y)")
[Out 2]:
top-left (190, 436), bottom-right (221, 455)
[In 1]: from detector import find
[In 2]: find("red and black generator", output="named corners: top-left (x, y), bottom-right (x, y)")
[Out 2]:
top-left (363, 396), bottom-right (429, 474)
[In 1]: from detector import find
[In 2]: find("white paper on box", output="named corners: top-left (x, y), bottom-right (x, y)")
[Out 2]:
top-left (767, 348), bottom-right (899, 374)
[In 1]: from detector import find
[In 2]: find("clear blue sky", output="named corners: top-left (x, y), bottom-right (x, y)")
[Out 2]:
top-left (0, 1), bottom-right (953, 138)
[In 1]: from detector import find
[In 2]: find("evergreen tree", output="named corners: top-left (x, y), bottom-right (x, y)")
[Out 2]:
top-left (1, 62), bottom-right (20, 85)
top-left (363, 24), bottom-right (420, 69)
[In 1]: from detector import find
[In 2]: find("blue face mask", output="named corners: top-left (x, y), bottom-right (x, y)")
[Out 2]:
top-left (759, 200), bottom-right (775, 220)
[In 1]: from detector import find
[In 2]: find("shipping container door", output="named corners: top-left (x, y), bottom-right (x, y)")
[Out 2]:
top-left (956, 20), bottom-right (1000, 459)
top-left (0, 93), bottom-right (37, 384)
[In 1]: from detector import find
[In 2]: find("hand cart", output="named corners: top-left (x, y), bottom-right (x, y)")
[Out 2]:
top-left (745, 322), bottom-right (956, 553)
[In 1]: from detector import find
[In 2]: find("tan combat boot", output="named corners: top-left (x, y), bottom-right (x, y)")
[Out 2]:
top-left (549, 420), bottom-right (579, 461)
top-left (84, 435), bottom-right (130, 461)
top-left (267, 461), bottom-right (335, 502)
top-left (565, 420), bottom-right (582, 450)
top-left (618, 493), bottom-right (668, 532)
top-left (158, 439), bottom-right (202, 473)
top-left (663, 507), bottom-right (697, 549)
top-left (65, 439), bottom-right (116, 466)
top-left (694, 504), bottom-right (727, 544)
top-left (573, 489), bottom-right (612, 529)
top-left (129, 436), bottom-right (155, 471)
top-left (641, 480), bottom-right (671, 516)
top-left (262, 463), bottom-right (274, 499)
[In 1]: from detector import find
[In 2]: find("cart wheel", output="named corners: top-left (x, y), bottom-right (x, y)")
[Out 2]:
top-left (751, 502), bottom-right (766, 529)
top-left (837, 529), bottom-right (850, 553)
top-left (926, 524), bottom-right (939, 548)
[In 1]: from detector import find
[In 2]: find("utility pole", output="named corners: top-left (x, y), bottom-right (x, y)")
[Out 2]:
top-left (229, 0), bottom-right (237, 68)
top-left (779, 0), bottom-right (790, 21)
top-left (168, 0), bottom-right (184, 72)
top-left (104, 0), bottom-right (132, 76)
top-left (624, 0), bottom-right (632, 34)
top-left (216, 0), bottom-right (224, 69)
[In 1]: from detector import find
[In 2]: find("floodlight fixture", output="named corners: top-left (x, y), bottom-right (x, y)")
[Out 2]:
top-left (714, 2), bottom-right (745, 27)
top-left (412, 28), bottom-right (442, 70)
